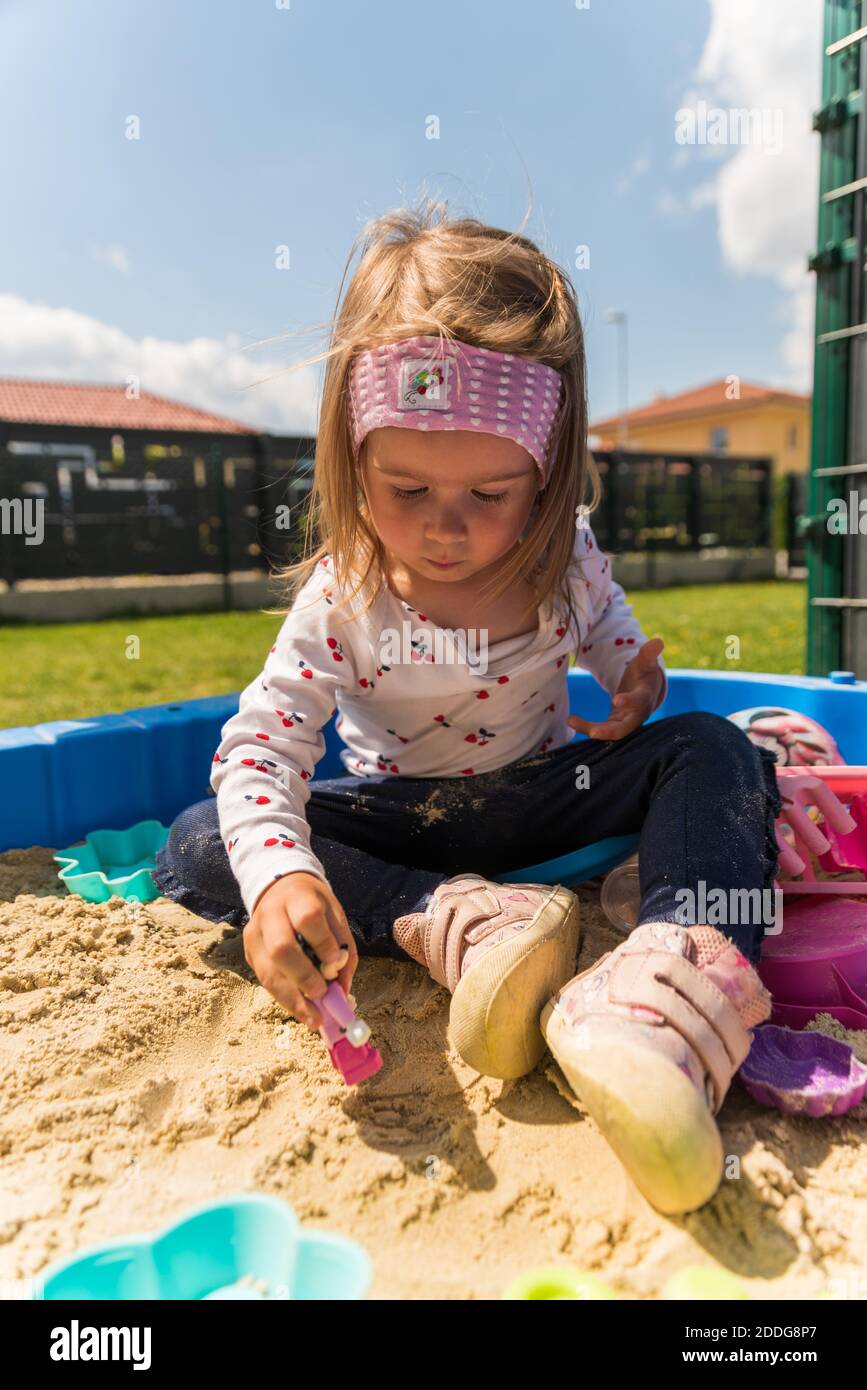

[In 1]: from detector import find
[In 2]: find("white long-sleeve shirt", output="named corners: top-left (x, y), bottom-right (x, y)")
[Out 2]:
top-left (210, 524), bottom-right (666, 915)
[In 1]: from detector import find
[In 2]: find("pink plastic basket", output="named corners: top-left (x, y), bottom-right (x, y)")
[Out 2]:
top-left (775, 766), bottom-right (867, 894)
top-left (764, 769), bottom-right (867, 1027)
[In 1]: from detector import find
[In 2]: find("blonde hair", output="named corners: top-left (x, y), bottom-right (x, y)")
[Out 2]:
top-left (265, 197), bottom-right (599, 639)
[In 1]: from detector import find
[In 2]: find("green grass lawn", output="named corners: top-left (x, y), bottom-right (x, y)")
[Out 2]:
top-left (0, 580), bottom-right (806, 729)
top-left (630, 580), bottom-right (806, 676)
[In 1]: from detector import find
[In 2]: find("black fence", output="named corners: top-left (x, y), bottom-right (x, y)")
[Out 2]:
top-left (0, 429), bottom-right (775, 588)
top-left (590, 450), bottom-right (773, 553)
top-left (0, 426), bottom-right (316, 586)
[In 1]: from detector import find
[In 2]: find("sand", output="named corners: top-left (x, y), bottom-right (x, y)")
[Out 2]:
top-left (1, 844), bottom-right (865, 1301)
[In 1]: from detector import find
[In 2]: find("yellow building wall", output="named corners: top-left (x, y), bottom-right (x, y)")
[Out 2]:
top-left (595, 403), bottom-right (811, 477)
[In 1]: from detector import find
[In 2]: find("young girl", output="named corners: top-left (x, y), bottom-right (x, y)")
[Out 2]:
top-left (153, 202), bottom-right (781, 1217)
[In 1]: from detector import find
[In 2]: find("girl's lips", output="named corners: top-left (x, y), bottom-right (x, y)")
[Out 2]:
top-left (428, 558), bottom-right (463, 567)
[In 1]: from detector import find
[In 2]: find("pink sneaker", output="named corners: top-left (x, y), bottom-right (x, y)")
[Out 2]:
top-left (539, 920), bottom-right (772, 1214)
top-left (394, 874), bottom-right (580, 1080)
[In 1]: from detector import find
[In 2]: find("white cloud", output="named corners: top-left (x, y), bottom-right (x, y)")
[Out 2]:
top-left (656, 180), bottom-right (719, 216)
top-left (614, 155), bottom-right (652, 196)
top-left (92, 245), bottom-right (132, 275)
top-left (676, 0), bottom-right (823, 388)
top-left (689, 180), bottom-right (718, 211)
top-left (0, 292), bottom-right (321, 433)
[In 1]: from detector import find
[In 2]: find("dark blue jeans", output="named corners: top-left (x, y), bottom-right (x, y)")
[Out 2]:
top-left (152, 712), bottom-right (782, 964)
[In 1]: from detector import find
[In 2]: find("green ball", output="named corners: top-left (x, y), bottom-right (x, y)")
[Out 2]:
top-left (503, 1266), bottom-right (618, 1300)
top-left (663, 1266), bottom-right (750, 1300)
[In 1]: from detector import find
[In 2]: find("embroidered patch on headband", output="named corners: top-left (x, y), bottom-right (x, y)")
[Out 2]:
top-left (397, 356), bottom-right (452, 410)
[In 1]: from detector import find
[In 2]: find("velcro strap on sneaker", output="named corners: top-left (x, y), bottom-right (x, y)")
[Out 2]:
top-left (423, 885), bottom-right (493, 992)
top-left (608, 950), bottom-right (753, 1114)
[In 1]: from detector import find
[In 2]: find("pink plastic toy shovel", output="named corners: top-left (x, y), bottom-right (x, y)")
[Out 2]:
top-left (315, 981), bottom-right (383, 1085)
top-left (295, 934), bottom-right (383, 1085)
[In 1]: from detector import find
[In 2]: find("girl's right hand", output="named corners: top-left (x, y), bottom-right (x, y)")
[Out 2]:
top-left (243, 872), bottom-right (358, 1030)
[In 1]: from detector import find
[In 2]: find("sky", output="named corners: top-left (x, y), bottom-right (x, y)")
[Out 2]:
top-left (0, 0), bottom-right (823, 438)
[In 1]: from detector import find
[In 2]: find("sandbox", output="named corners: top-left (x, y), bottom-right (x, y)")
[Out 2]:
top-left (1, 669), bottom-right (865, 1300)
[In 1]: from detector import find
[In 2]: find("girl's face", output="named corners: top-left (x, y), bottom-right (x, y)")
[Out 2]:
top-left (359, 427), bottom-right (541, 584)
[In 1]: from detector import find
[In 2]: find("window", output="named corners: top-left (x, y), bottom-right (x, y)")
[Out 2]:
top-left (787, 424), bottom-right (798, 449)
top-left (709, 426), bottom-right (728, 452)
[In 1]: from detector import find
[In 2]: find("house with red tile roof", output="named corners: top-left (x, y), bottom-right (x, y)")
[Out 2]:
top-left (0, 378), bottom-right (257, 435)
top-left (590, 378), bottom-right (811, 476)
top-left (0, 378), bottom-right (313, 594)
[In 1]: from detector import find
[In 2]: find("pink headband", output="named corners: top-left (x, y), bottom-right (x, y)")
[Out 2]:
top-left (347, 334), bottom-right (564, 486)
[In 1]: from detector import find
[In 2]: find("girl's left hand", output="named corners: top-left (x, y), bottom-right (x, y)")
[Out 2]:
top-left (568, 637), bottom-right (666, 741)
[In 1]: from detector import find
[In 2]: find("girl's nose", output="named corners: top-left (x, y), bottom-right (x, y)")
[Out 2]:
top-left (426, 505), bottom-right (467, 543)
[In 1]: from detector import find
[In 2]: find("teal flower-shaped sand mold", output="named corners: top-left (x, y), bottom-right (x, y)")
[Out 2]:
top-left (34, 1193), bottom-right (371, 1300)
top-left (53, 819), bottom-right (169, 904)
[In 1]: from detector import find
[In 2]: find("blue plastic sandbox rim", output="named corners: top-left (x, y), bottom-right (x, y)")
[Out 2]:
top-left (1, 670), bottom-right (866, 882)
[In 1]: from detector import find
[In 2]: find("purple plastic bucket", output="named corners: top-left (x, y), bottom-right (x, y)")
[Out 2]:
top-left (758, 897), bottom-right (867, 1009)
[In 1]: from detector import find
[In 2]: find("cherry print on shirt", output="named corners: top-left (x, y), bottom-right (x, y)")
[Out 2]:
top-left (375, 753), bottom-right (400, 772)
top-left (386, 728), bottom-right (410, 744)
top-left (298, 660), bottom-right (313, 679)
top-left (460, 768), bottom-right (475, 775)
top-left (555, 626), bottom-right (566, 638)
top-left (264, 836), bottom-right (297, 848)
top-left (212, 753), bottom-right (228, 766)
top-left (476, 690), bottom-right (490, 700)
top-left (433, 714), bottom-right (451, 727)
top-left (241, 757), bottom-right (279, 775)
top-left (464, 727), bottom-right (496, 746)
top-left (410, 638), bottom-right (429, 661)
top-left (325, 637), bottom-right (345, 662)
top-left (274, 709), bottom-right (305, 728)
top-left (244, 795), bottom-right (272, 805)
top-left (496, 675), bottom-right (510, 684)
top-left (401, 601), bottom-right (429, 623)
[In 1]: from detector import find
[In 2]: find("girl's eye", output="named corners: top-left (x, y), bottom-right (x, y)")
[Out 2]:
top-left (390, 487), bottom-right (509, 505)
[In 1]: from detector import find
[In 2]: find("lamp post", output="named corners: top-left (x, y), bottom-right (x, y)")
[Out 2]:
top-left (605, 308), bottom-right (629, 446)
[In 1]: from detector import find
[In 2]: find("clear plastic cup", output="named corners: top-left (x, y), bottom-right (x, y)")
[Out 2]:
top-left (600, 855), bottom-right (641, 936)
